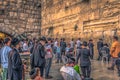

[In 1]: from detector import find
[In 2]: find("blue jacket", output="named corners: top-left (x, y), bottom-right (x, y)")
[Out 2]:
top-left (0, 46), bottom-right (12, 68)
top-left (56, 46), bottom-right (61, 54)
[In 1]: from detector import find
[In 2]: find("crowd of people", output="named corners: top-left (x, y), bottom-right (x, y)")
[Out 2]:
top-left (0, 35), bottom-right (120, 80)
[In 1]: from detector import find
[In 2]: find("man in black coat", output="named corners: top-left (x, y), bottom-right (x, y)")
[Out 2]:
top-left (8, 38), bottom-right (23, 80)
top-left (31, 37), bottom-right (47, 77)
top-left (97, 39), bottom-right (103, 60)
top-left (76, 41), bottom-right (92, 79)
top-left (30, 38), bottom-right (37, 54)
top-left (88, 39), bottom-right (94, 59)
top-left (60, 38), bottom-right (67, 55)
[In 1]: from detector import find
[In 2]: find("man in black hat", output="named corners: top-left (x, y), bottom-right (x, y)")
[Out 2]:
top-left (76, 41), bottom-right (92, 79)
top-left (88, 39), bottom-right (94, 59)
top-left (31, 36), bottom-right (47, 77)
top-left (97, 38), bottom-right (103, 60)
top-left (8, 38), bottom-right (23, 80)
top-left (60, 38), bottom-right (67, 56)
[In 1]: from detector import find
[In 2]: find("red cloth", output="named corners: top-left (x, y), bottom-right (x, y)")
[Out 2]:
top-left (35, 76), bottom-right (43, 80)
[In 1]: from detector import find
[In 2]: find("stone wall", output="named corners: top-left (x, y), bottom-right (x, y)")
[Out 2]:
top-left (0, 0), bottom-right (41, 39)
top-left (41, 0), bottom-right (120, 41)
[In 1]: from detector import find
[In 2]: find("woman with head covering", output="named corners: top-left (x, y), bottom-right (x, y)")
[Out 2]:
top-left (8, 38), bottom-right (23, 80)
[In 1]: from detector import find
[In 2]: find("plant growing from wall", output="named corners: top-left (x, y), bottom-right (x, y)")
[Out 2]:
top-left (82, 0), bottom-right (90, 3)
top-left (63, 29), bottom-right (65, 33)
top-left (48, 27), bottom-right (53, 34)
top-left (74, 25), bottom-right (78, 31)
top-left (65, 6), bottom-right (69, 10)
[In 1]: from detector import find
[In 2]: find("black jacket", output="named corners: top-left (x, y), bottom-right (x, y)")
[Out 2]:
top-left (60, 41), bottom-right (67, 52)
top-left (88, 42), bottom-right (94, 54)
top-left (76, 48), bottom-right (91, 66)
top-left (8, 48), bottom-right (23, 80)
top-left (31, 43), bottom-right (46, 68)
top-left (97, 41), bottom-right (103, 50)
top-left (116, 58), bottom-right (120, 66)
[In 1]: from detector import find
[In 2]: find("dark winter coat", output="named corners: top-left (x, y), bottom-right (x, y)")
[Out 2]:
top-left (8, 48), bottom-right (23, 80)
top-left (76, 48), bottom-right (91, 66)
top-left (60, 41), bottom-right (67, 52)
top-left (97, 41), bottom-right (103, 50)
top-left (88, 42), bottom-right (94, 55)
top-left (31, 43), bottom-right (46, 69)
top-left (116, 58), bottom-right (120, 66)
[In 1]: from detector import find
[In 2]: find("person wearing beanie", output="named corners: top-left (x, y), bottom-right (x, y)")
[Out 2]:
top-left (0, 37), bottom-right (12, 80)
top-left (8, 38), bottom-right (23, 80)
top-left (76, 41), bottom-right (92, 79)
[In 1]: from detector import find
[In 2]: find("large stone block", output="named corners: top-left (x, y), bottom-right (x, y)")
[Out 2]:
top-left (0, 0), bottom-right (42, 38)
top-left (41, 0), bottom-right (120, 39)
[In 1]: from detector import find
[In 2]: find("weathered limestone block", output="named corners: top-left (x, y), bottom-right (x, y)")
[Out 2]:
top-left (41, 0), bottom-right (120, 39)
top-left (0, 0), bottom-right (41, 37)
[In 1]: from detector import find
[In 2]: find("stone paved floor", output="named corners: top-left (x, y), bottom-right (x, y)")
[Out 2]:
top-left (25, 59), bottom-right (120, 80)
top-left (91, 60), bottom-right (120, 80)
top-left (1, 59), bottom-right (120, 80)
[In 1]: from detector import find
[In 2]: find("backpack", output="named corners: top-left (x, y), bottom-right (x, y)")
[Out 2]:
top-left (74, 65), bottom-right (80, 74)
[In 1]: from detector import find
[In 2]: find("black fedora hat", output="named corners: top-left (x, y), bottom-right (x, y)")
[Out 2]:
top-left (11, 38), bottom-right (20, 46)
top-left (39, 36), bottom-right (47, 42)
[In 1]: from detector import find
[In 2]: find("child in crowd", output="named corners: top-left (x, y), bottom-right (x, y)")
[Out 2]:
top-left (65, 43), bottom-right (74, 55)
top-left (56, 42), bottom-right (62, 63)
top-left (65, 43), bottom-right (71, 54)
top-left (29, 68), bottom-right (43, 80)
top-left (116, 53), bottom-right (120, 77)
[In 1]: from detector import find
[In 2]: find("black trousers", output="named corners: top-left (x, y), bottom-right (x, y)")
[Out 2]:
top-left (38, 64), bottom-right (45, 77)
top-left (62, 51), bottom-right (65, 55)
top-left (116, 65), bottom-right (120, 74)
top-left (97, 51), bottom-right (102, 60)
top-left (81, 66), bottom-right (91, 78)
top-left (35, 63), bottom-right (45, 77)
